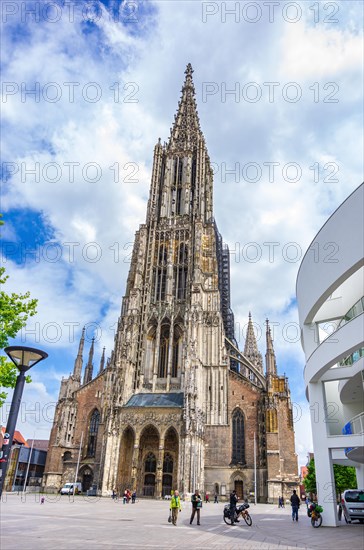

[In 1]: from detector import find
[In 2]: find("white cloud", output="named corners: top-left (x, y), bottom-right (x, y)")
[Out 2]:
top-left (1, 1), bottom-right (363, 464)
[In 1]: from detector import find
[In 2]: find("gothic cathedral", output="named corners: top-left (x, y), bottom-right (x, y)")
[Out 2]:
top-left (44, 65), bottom-right (299, 502)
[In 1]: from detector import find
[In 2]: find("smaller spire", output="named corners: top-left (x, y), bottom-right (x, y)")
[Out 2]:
top-left (73, 327), bottom-right (85, 381)
top-left (83, 337), bottom-right (95, 385)
top-left (244, 313), bottom-right (263, 372)
top-left (265, 319), bottom-right (277, 376)
top-left (99, 347), bottom-right (105, 374)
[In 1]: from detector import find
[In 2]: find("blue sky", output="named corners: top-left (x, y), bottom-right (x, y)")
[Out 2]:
top-left (1, 0), bottom-right (363, 465)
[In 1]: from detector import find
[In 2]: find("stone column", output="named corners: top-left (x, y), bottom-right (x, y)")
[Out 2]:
top-left (131, 433), bottom-right (140, 493)
top-left (156, 444), bottom-right (165, 498)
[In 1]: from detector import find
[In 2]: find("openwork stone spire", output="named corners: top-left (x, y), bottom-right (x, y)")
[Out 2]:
top-left (169, 63), bottom-right (203, 151)
top-left (265, 319), bottom-right (277, 376)
top-left (244, 312), bottom-right (263, 372)
top-left (99, 347), bottom-right (105, 374)
top-left (73, 327), bottom-right (85, 381)
top-left (83, 337), bottom-right (95, 385)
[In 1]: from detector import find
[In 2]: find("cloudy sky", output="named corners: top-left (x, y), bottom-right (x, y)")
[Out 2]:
top-left (1, 0), bottom-right (363, 467)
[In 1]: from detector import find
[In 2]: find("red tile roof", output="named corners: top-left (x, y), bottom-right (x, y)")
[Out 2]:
top-left (1, 427), bottom-right (29, 446)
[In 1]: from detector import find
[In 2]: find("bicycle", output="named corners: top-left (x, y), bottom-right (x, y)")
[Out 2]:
top-left (308, 503), bottom-right (323, 527)
top-left (223, 503), bottom-right (252, 526)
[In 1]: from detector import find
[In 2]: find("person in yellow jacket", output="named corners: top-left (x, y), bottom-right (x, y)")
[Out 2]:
top-left (170, 490), bottom-right (182, 525)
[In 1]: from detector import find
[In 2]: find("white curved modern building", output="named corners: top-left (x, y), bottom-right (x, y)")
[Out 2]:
top-left (297, 183), bottom-right (364, 527)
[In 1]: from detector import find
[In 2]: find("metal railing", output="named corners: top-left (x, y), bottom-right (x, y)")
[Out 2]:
top-left (343, 412), bottom-right (364, 436)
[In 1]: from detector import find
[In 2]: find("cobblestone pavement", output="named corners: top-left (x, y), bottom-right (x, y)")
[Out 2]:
top-left (1, 494), bottom-right (363, 550)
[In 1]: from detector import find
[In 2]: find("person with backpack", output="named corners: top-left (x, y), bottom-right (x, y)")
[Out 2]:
top-left (290, 490), bottom-right (300, 521)
top-left (190, 489), bottom-right (202, 525)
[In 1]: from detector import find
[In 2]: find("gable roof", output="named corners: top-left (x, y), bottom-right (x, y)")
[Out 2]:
top-left (124, 393), bottom-right (184, 408)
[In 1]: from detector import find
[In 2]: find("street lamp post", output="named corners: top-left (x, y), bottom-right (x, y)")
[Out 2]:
top-left (0, 346), bottom-right (48, 497)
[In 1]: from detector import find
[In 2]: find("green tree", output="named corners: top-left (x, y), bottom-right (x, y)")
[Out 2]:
top-left (303, 458), bottom-right (357, 500)
top-left (333, 463), bottom-right (357, 498)
top-left (0, 215), bottom-right (38, 406)
top-left (303, 458), bottom-right (317, 495)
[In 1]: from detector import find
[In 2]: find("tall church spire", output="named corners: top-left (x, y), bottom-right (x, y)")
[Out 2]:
top-left (83, 337), bottom-right (94, 385)
top-left (73, 327), bottom-right (85, 381)
top-left (99, 347), bottom-right (105, 374)
top-left (169, 63), bottom-right (203, 150)
top-left (265, 319), bottom-right (277, 376)
top-left (244, 312), bottom-right (263, 372)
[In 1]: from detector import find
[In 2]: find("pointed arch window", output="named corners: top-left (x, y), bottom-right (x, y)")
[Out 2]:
top-left (145, 452), bottom-right (157, 473)
top-left (232, 409), bottom-right (245, 464)
top-left (157, 158), bottom-right (166, 220)
top-left (154, 241), bottom-right (168, 302)
top-left (171, 326), bottom-right (182, 377)
top-left (87, 409), bottom-right (100, 457)
top-left (174, 244), bottom-right (188, 300)
top-left (158, 324), bottom-right (170, 378)
top-left (163, 452), bottom-right (173, 473)
top-left (172, 158), bottom-right (184, 215)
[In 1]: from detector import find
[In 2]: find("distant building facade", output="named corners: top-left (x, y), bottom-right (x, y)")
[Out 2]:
top-left (0, 429), bottom-right (48, 491)
top-left (43, 65), bottom-right (299, 501)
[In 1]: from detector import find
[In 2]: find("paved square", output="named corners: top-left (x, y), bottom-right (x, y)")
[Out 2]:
top-left (1, 494), bottom-right (363, 549)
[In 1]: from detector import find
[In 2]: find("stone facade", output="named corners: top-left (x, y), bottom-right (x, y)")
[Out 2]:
top-left (43, 65), bottom-right (299, 501)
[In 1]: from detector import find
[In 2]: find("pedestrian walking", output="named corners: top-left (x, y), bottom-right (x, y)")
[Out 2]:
top-left (131, 490), bottom-right (136, 503)
top-left (229, 489), bottom-right (239, 525)
top-left (112, 488), bottom-right (116, 500)
top-left (214, 492), bottom-right (218, 504)
top-left (169, 490), bottom-right (181, 526)
top-left (190, 489), bottom-right (202, 525)
top-left (205, 492), bottom-right (209, 503)
top-left (290, 489), bottom-right (300, 522)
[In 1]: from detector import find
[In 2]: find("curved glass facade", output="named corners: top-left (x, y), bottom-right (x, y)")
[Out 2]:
top-left (339, 347), bottom-right (364, 367)
top-left (338, 296), bottom-right (364, 329)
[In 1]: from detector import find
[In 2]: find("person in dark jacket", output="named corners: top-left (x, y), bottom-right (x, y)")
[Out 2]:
top-left (190, 489), bottom-right (202, 525)
top-left (229, 490), bottom-right (239, 525)
top-left (290, 490), bottom-right (300, 521)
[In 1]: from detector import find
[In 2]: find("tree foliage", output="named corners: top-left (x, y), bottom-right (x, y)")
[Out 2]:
top-left (303, 458), bottom-right (357, 499)
top-left (0, 259), bottom-right (38, 406)
top-left (333, 463), bottom-right (358, 497)
top-left (303, 458), bottom-right (317, 495)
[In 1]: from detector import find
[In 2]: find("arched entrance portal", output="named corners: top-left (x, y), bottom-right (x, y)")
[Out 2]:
top-left (137, 425), bottom-right (160, 497)
top-left (117, 426), bottom-right (135, 492)
top-left (80, 466), bottom-right (93, 492)
top-left (163, 427), bottom-right (179, 496)
top-left (234, 479), bottom-right (244, 499)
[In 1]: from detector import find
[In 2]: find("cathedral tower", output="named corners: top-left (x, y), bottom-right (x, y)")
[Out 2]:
top-left (102, 64), bottom-right (229, 495)
top-left (44, 65), bottom-right (298, 501)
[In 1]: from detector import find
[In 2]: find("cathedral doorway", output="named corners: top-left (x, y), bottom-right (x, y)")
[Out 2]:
top-left (143, 452), bottom-right (157, 496)
top-left (234, 480), bottom-right (244, 499)
top-left (118, 426), bottom-right (135, 492)
top-left (80, 466), bottom-right (93, 492)
top-left (138, 425), bottom-right (160, 497)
